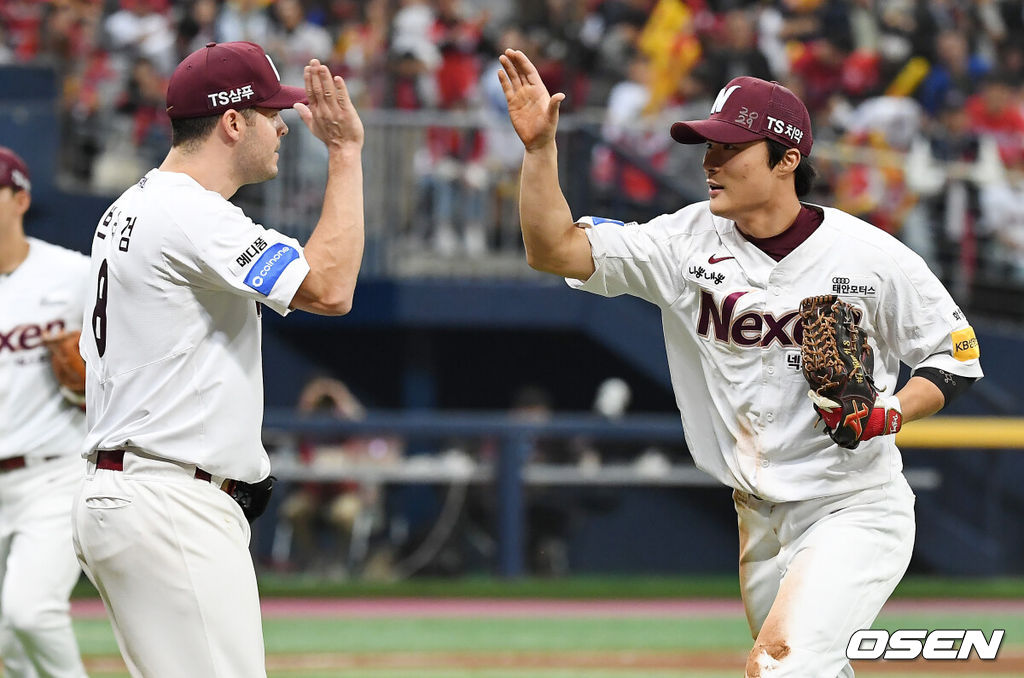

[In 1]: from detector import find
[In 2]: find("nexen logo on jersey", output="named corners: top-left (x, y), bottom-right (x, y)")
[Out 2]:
top-left (697, 291), bottom-right (803, 347)
top-left (245, 243), bottom-right (299, 295)
top-left (0, 320), bottom-right (67, 354)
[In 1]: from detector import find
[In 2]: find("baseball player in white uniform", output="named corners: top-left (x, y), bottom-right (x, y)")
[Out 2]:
top-left (71, 42), bottom-right (365, 678)
top-left (498, 51), bottom-right (984, 677)
top-left (0, 147), bottom-right (89, 677)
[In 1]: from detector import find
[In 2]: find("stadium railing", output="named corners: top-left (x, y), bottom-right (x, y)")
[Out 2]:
top-left (262, 409), bottom-right (1018, 576)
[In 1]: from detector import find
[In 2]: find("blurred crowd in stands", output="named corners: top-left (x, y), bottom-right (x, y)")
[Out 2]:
top-left (4, 0), bottom-right (1024, 291)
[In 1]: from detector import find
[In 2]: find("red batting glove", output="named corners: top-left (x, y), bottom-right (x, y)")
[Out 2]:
top-left (810, 393), bottom-right (903, 444)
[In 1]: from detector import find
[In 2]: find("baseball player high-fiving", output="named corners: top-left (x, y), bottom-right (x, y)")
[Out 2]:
top-left (499, 50), bottom-right (983, 677)
top-left (72, 42), bottom-right (365, 678)
top-left (0, 147), bottom-right (89, 677)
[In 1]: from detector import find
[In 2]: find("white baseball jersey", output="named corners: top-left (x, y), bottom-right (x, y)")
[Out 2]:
top-left (569, 202), bottom-right (984, 502)
top-left (0, 238), bottom-right (89, 459)
top-left (80, 169), bottom-right (311, 482)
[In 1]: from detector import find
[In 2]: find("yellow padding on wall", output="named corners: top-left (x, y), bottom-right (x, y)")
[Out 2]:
top-left (896, 417), bottom-right (1024, 449)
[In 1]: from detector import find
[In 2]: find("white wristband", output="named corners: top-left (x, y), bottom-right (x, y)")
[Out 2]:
top-left (875, 394), bottom-right (903, 435)
top-left (60, 385), bottom-right (87, 407)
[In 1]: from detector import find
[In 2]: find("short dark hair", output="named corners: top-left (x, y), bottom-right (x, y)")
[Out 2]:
top-left (766, 138), bottom-right (816, 197)
top-left (170, 115), bottom-right (220, 150)
top-left (170, 109), bottom-right (258, 151)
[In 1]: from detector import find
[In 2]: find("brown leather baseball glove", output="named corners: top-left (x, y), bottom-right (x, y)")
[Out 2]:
top-left (798, 295), bottom-right (889, 449)
top-left (43, 330), bottom-right (86, 403)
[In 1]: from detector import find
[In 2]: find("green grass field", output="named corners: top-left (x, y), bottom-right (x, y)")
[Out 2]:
top-left (57, 575), bottom-right (1024, 678)
top-left (68, 613), bottom-right (1024, 677)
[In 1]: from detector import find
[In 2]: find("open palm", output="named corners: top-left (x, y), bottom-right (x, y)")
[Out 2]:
top-left (497, 49), bottom-right (566, 152)
top-left (294, 59), bottom-right (364, 150)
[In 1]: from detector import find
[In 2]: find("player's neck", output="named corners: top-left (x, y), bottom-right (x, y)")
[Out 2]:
top-left (732, 197), bottom-right (803, 240)
top-left (0, 225), bottom-right (29, 275)
top-left (159, 148), bottom-right (241, 200)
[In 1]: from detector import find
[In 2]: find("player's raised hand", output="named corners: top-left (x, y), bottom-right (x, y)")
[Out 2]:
top-left (294, 59), bottom-right (364, 150)
top-left (498, 49), bottom-right (566, 152)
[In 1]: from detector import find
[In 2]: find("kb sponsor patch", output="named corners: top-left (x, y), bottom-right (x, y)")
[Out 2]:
top-left (245, 243), bottom-right (299, 295)
top-left (951, 326), bottom-right (980, 361)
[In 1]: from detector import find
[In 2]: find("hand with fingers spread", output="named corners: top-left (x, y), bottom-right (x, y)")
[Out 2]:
top-left (294, 58), bottom-right (364, 150)
top-left (497, 49), bottom-right (566, 152)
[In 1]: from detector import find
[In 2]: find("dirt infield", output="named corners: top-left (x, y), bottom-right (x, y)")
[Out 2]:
top-left (72, 598), bottom-right (1024, 675)
top-left (277, 650), bottom-right (1024, 674)
top-left (78, 649), bottom-right (1024, 674)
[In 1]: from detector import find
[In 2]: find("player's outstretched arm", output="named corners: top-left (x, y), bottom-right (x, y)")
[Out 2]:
top-left (893, 376), bottom-right (945, 422)
top-left (291, 59), bottom-right (365, 315)
top-left (498, 49), bottom-right (594, 280)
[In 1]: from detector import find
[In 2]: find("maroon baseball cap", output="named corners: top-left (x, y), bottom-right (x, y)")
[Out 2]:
top-left (166, 41), bottom-right (308, 120)
top-left (671, 76), bottom-right (813, 156)
top-left (0, 146), bottom-right (31, 192)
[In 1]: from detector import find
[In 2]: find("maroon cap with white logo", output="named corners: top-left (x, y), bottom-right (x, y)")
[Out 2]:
top-left (0, 146), bottom-right (31, 192)
top-left (671, 76), bottom-right (813, 156)
top-left (166, 41), bottom-right (308, 120)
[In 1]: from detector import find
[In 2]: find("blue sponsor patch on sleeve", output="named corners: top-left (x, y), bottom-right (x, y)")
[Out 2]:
top-left (590, 217), bottom-right (625, 226)
top-left (244, 243), bottom-right (299, 295)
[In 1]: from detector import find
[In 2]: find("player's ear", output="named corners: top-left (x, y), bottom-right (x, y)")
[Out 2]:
top-left (220, 110), bottom-right (244, 141)
top-left (13, 188), bottom-right (30, 215)
top-left (774, 147), bottom-right (802, 178)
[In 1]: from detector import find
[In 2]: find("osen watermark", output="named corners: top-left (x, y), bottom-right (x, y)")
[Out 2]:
top-left (847, 629), bottom-right (1005, 661)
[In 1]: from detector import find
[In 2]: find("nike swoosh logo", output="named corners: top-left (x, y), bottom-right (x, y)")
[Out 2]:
top-left (708, 255), bottom-right (735, 264)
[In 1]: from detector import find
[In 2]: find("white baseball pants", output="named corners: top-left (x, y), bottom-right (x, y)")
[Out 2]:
top-left (0, 455), bottom-right (88, 678)
top-left (72, 451), bottom-right (266, 678)
top-left (735, 473), bottom-right (916, 678)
